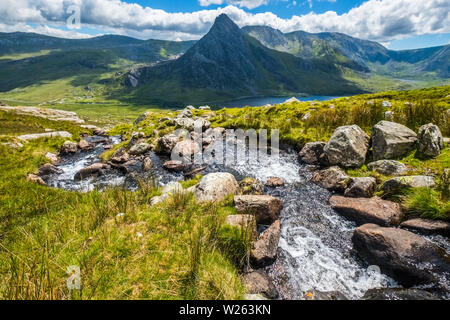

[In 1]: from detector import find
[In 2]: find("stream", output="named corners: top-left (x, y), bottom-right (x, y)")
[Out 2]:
top-left (43, 135), bottom-right (450, 300)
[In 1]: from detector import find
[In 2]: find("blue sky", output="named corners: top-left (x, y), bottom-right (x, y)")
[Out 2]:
top-left (0, 0), bottom-right (449, 50)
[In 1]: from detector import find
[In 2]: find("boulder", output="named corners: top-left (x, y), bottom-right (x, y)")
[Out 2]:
top-left (26, 174), bottom-right (46, 186)
top-left (74, 163), bottom-right (110, 180)
top-left (174, 117), bottom-right (195, 131)
top-left (311, 166), bottom-right (350, 192)
top-left (344, 177), bottom-right (377, 198)
top-left (129, 142), bottom-right (151, 156)
top-left (265, 177), bottom-right (285, 188)
top-left (44, 152), bottom-right (59, 164)
top-left (363, 288), bottom-right (440, 300)
top-left (324, 125), bottom-right (369, 168)
top-left (330, 196), bottom-right (404, 226)
top-left (151, 182), bottom-right (184, 205)
top-left (38, 163), bottom-right (63, 176)
top-left (367, 160), bottom-right (408, 176)
top-left (78, 139), bottom-right (91, 151)
top-left (251, 220), bottom-right (281, 267)
top-left (372, 121), bottom-right (418, 160)
top-left (111, 149), bottom-right (130, 164)
top-left (18, 131), bottom-right (73, 142)
top-left (60, 141), bottom-right (77, 154)
top-left (142, 156), bottom-right (153, 172)
top-left (298, 142), bottom-right (327, 165)
top-left (400, 218), bottom-right (450, 237)
top-left (172, 140), bottom-right (200, 161)
top-left (382, 176), bottom-right (435, 193)
top-left (417, 123), bottom-right (444, 158)
top-left (199, 106), bottom-right (211, 111)
top-left (194, 173), bottom-right (239, 202)
top-left (241, 271), bottom-right (278, 299)
top-left (163, 160), bottom-right (191, 172)
top-left (193, 118), bottom-right (211, 131)
top-left (352, 224), bottom-right (450, 286)
top-left (239, 177), bottom-right (264, 195)
top-left (156, 133), bottom-right (179, 155)
top-left (177, 108), bottom-right (193, 118)
top-left (234, 195), bottom-right (283, 225)
top-left (225, 214), bottom-right (257, 234)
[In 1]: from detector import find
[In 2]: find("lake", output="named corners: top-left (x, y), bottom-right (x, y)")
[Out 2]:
top-left (216, 95), bottom-right (341, 108)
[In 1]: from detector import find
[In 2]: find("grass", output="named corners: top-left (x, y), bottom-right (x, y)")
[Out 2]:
top-left (402, 188), bottom-right (450, 221)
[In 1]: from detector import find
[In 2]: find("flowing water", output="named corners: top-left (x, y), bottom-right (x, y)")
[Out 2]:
top-left (44, 135), bottom-right (450, 300)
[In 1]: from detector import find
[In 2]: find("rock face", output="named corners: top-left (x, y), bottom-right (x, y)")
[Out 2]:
top-left (372, 121), bottom-right (418, 160)
top-left (352, 224), bottom-right (450, 287)
top-left (129, 142), bottom-right (151, 156)
top-left (382, 176), bottom-right (435, 193)
top-left (241, 271), bottom-right (278, 299)
top-left (155, 133), bottom-right (179, 155)
top-left (324, 125), bottom-right (370, 168)
top-left (60, 141), bottom-right (77, 154)
top-left (194, 173), bottom-right (239, 202)
top-left (265, 177), bottom-right (285, 188)
top-left (251, 220), bottom-right (281, 267)
top-left (239, 177), bottom-right (264, 195)
top-left (234, 195), bottom-right (283, 225)
top-left (311, 166), bottom-right (350, 192)
top-left (367, 160), bottom-right (408, 176)
top-left (74, 163), bottom-right (110, 180)
top-left (330, 196), bottom-right (404, 226)
top-left (344, 177), bottom-right (377, 198)
top-left (298, 142), bottom-right (327, 165)
top-left (363, 288), bottom-right (440, 300)
top-left (400, 219), bottom-right (450, 237)
top-left (417, 123), bottom-right (444, 158)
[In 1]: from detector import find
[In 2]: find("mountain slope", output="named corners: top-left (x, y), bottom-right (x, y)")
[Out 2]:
top-left (124, 14), bottom-right (363, 105)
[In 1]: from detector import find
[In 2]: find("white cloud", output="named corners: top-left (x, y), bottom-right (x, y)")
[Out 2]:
top-left (0, 0), bottom-right (448, 43)
top-left (199, 0), bottom-right (269, 9)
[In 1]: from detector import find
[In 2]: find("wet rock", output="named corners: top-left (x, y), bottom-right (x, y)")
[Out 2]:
top-left (352, 224), bottom-right (450, 287)
top-left (303, 290), bottom-right (347, 300)
top-left (382, 175), bottom-right (435, 193)
top-left (19, 131), bottom-right (72, 142)
top-left (60, 141), bottom-right (77, 154)
top-left (372, 121), bottom-right (418, 160)
top-left (311, 166), bottom-right (350, 192)
top-left (172, 140), bottom-right (200, 161)
top-left (265, 177), bottom-right (285, 188)
top-left (234, 195), bottom-right (282, 225)
top-left (163, 160), bottom-right (191, 172)
top-left (251, 220), bottom-right (281, 267)
top-left (142, 156), bottom-right (153, 172)
top-left (344, 177), bottom-right (377, 198)
top-left (367, 160), bottom-right (408, 176)
top-left (26, 174), bottom-right (46, 186)
top-left (324, 125), bottom-right (370, 168)
top-left (194, 172), bottom-right (239, 202)
top-left (38, 163), bottom-right (63, 176)
top-left (156, 133), bottom-right (179, 155)
top-left (129, 142), bottom-right (151, 156)
top-left (74, 163), bottom-right (110, 181)
top-left (78, 139), bottom-right (91, 151)
top-left (239, 177), bottom-right (264, 195)
top-left (45, 152), bottom-right (59, 164)
top-left (417, 123), bottom-right (444, 158)
top-left (330, 196), bottom-right (404, 226)
top-left (111, 149), bottom-right (130, 164)
top-left (363, 288), bottom-right (440, 300)
top-left (241, 271), bottom-right (278, 299)
top-left (400, 218), bottom-right (450, 237)
top-left (298, 142), bottom-right (326, 165)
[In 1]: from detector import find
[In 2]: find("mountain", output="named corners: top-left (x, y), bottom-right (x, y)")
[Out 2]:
top-left (124, 14), bottom-right (363, 105)
top-left (242, 26), bottom-right (449, 78)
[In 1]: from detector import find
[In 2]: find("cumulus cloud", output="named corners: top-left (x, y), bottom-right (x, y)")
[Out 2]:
top-left (199, 0), bottom-right (269, 9)
top-left (0, 0), bottom-right (448, 43)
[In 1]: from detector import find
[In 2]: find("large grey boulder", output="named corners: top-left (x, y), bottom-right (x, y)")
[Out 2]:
top-left (234, 195), bottom-right (283, 225)
top-left (251, 220), bottom-right (281, 267)
top-left (311, 166), bottom-right (350, 192)
top-left (372, 121), bottom-right (417, 160)
top-left (174, 117), bottom-right (195, 131)
top-left (171, 140), bottom-right (200, 161)
top-left (194, 173), bottom-right (239, 202)
top-left (382, 175), bottom-right (435, 193)
top-left (417, 123), bottom-right (444, 158)
top-left (129, 142), bottom-right (151, 155)
top-left (367, 160), bottom-right (408, 176)
top-left (352, 224), bottom-right (450, 287)
top-left (330, 196), bottom-right (404, 226)
top-left (344, 177), bottom-right (377, 198)
top-left (299, 142), bottom-right (327, 165)
top-left (324, 125), bottom-right (369, 168)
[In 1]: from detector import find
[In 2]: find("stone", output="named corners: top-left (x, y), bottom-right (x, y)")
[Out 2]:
top-left (45, 152), bottom-right (59, 164)
top-left (352, 224), bottom-right (450, 287)
top-left (363, 288), bottom-right (440, 300)
top-left (199, 106), bottom-right (211, 111)
top-left (301, 112), bottom-right (311, 122)
top-left (194, 173), bottom-right (239, 202)
top-left (78, 139), bottom-right (91, 150)
top-left (74, 163), bottom-right (110, 180)
top-left (382, 101), bottom-right (392, 108)
top-left (324, 125), bottom-right (370, 168)
top-left (225, 214), bottom-right (257, 233)
top-left (193, 118), bottom-right (211, 131)
top-left (172, 140), bottom-right (200, 161)
top-left (234, 195), bottom-right (282, 225)
top-left (177, 108), bottom-right (193, 118)
top-left (18, 131), bottom-right (72, 142)
top-left (26, 174), bottom-right (46, 186)
top-left (142, 156), bottom-right (153, 172)
top-left (382, 176), bottom-right (435, 193)
top-left (311, 166), bottom-right (350, 192)
top-left (400, 218), bottom-right (450, 237)
top-left (284, 97), bottom-right (299, 104)
top-left (0, 106), bottom-right (83, 124)
top-left (239, 177), bottom-right (264, 195)
top-left (330, 196), bottom-right (404, 226)
top-left (163, 160), bottom-right (191, 172)
top-left (299, 142), bottom-right (327, 165)
top-left (367, 160), bottom-right (408, 176)
top-left (344, 177), bottom-right (377, 198)
top-left (174, 117), bottom-right (195, 131)
top-left (156, 133), bottom-right (179, 155)
top-left (417, 123), bottom-right (444, 158)
top-left (111, 149), bottom-right (130, 164)
top-left (129, 142), bottom-right (151, 156)
top-left (60, 141), bottom-right (77, 154)
top-left (265, 177), bottom-right (285, 188)
top-left (251, 220), bottom-right (281, 267)
top-left (372, 121), bottom-right (418, 160)
top-left (38, 163), bottom-right (62, 176)
top-left (241, 271), bottom-right (278, 299)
